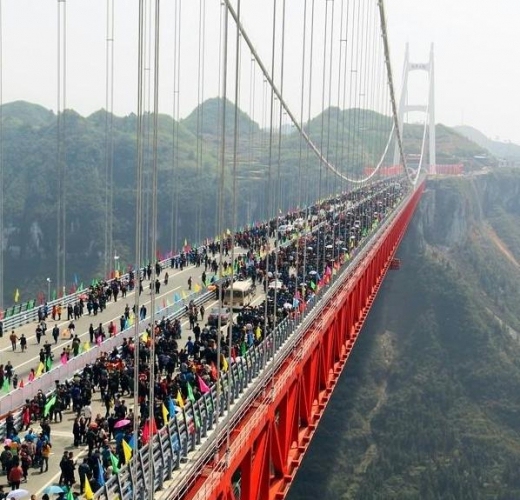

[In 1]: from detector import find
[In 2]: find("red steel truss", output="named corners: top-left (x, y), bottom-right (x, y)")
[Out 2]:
top-left (184, 183), bottom-right (425, 500)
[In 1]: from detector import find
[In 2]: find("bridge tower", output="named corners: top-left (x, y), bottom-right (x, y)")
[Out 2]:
top-left (393, 43), bottom-right (436, 174)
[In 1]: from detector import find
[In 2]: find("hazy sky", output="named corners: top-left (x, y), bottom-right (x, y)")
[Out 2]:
top-left (2, 0), bottom-right (519, 143)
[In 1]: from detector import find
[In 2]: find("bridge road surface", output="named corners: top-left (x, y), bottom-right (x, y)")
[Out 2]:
top-left (4, 268), bottom-right (269, 499)
top-left (0, 248), bottom-right (244, 405)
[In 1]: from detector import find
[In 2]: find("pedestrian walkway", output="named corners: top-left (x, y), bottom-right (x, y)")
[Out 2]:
top-left (0, 255), bottom-right (230, 407)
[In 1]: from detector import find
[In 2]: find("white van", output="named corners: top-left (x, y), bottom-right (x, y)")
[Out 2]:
top-left (223, 280), bottom-right (255, 309)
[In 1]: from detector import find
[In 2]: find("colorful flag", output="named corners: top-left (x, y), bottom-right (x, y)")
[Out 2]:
top-left (197, 375), bottom-right (210, 394)
top-left (97, 458), bottom-right (105, 486)
top-left (2, 379), bottom-right (9, 393)
top-left (19, 379), bottom-right (24, 389)
top-left (45, 356), bottom-right (53, 371)
top-left (66, 488), bottom-right (74, 500)
top-left (43, 395), bottom-right (56, 417)
top-left (176, 390), bottom-right (184, 409)
top-left (167, 396), bottom-right (176, 418)
top-left (110, 452), bottom-right (120, 474)
top-left (162, 403), bottom-right (169, 424)
top-left (84, 475), bottom-right (94, 500)
top-left (221, 354), bottom-right (229, 372)
top-left (14, 289), bottom-right (20, 303)
top-left (187, 382), bottom-right (195, 403)
top-left (193, 283), bottom-right (201, 293)
top-left (122, 439), bottom-right (133, 463)
top-left (61, 353), bottom-right (68, 365)
top-left (309, 280), bottom-right (316, 291)
top-left (36, 362), bottom-right (45, 377)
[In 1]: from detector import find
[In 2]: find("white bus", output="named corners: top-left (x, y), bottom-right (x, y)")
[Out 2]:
top-left (223, 280), bottom-right (255, 309)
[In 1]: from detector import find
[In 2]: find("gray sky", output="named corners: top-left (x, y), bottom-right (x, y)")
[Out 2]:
top-left (2, 1), bottom-right (520, 143)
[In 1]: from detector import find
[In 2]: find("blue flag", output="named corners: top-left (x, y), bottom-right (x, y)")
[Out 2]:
top-left (128, 435), bottom-right (136, 450)
top-left (97, 458), bottom-right (105, 486)
top-left (167, 397), bottom-right (176, 419)
top-left (174, 293), bottom-right (181, 303)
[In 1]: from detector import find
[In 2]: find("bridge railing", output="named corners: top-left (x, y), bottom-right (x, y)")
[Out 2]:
top-left (0, 282), bottom-right (219, 430)
top-left (91, 187), bottom-right (415, 500)
top-left (1, 246), bottom-right (208, 332)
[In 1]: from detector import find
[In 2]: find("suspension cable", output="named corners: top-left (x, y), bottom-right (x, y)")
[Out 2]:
top-left (148, 0), bottom-right (160, 497)
top-left (223, 0), bottom-right (387, 185)
top-left (132, 0), bottom-right (145, 493)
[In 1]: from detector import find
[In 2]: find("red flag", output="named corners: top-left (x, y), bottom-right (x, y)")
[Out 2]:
top-left (142, 418), bottom-right (157, 444)
top-left (209, 362), bottom-right (218, 381)
top-left (19, 379), bottom-right (24, 389)
top-left (142, 420), bottom-right (150, 444)
top-left (197, 375), bottom-right (210, 394)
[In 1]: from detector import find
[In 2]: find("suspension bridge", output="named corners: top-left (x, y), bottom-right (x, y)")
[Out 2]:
top-left (0, 1), bottom-right (449, 499)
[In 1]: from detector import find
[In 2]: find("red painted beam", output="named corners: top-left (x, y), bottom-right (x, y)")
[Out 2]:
top-left (184, 183), bottom-right (425, 500)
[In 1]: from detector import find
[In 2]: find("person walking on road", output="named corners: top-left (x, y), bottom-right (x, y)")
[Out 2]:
top-left (9, 331), bottom-right (17, 351)
top-left (19, 334), bottom-right (27, 352)
top-left (52, 325), bottom-right (60, 344)
top-left (40, 440), bottom-right (52, 473)
top-left (188, 276), bottom-right (192, 291)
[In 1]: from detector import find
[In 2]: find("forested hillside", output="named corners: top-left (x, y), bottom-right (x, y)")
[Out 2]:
top-left (0, 99), bottom-right (485, 303)
top-left (289, 170), bottom-right (520, 500)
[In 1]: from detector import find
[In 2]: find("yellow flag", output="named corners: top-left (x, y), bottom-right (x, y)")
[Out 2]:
top-left (83, 341), bottom-right (90, 352)
top-left (193, 283), bottom-right (201, 293)
top-left (162, 403), bottom-right (169, 424)
top-left (142, 332), bottom-right (149, 343)
top-left (181, 290), bottom-right (187, 299)
top-left (14, 289), bottom-right (20, 303)
top-left (129, 313), bottom-right (135, 326)
top-left (122, 439), bottom-right (133, 463)
top-left (176, 390), bottom-right (184, 409)
top-left (35, 362), bottom-right (45, 377)
top-left (84, 475), bottom-right (94, 500)
top-left (221, 355), bottom-right (229, 372)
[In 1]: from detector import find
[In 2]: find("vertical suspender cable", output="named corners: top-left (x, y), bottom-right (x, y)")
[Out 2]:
top-left (104, 0), bottom-right (115, 279)
top-left (315, 0), bottom-right (329, 273)
top-left (324, 0), bottom-right (335, 270)
top-left (132, 0), bottom-right (145, 494)
top-left (148, 1), bottom-right (160, 497)
top-left (262, 0), bottom-right (276, 363)
top-left (215, 0), bottom-right (228, 437)
top-left (171, 0), bottom-right (181, 253)
top-left (295, 0), bottom-right (307, 279)
top-left (303, 0), bottom-right (315, 285)
top-left (227, 0), bottom-right (241, 459)
top-left (56, 0), bottom-right (67, 297)
top-left (196, 0), bottom-right (206, 245)
top-left (272, 0), bottom-right (286, 385)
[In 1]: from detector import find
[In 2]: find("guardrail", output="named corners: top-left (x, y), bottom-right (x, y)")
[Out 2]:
top-left (90, 185), bottom-right (415, 500)
top-left (1, 179), bottom-right (399, 332)
top-left (0, 281), bottom-right (220, 432)
top-left (1, 245), bottom-right (211, 332)
top-left (0, 179), bottom-right (409, 492)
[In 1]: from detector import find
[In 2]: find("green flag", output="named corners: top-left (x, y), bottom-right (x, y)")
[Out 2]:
top-left (240, 341), bottom-right (247, 357)
top-left (187, 382), bottom-right (195, 403)
top-left (45, 356), bottom-right (53, 371)
top-left (44, 395), bottom-right (56, 417)
top-left (309, 280), bottom-right (317, 291)
top-left (110, 452), bottom-right (120, 474)
top-left (66, 487), bottom-right (74, 500)
top-left (2, 379), bottom-right (9, 393)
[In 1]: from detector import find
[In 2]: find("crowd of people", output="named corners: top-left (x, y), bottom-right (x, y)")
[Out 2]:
top-left (0, 178), bottom-right (406, 498)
